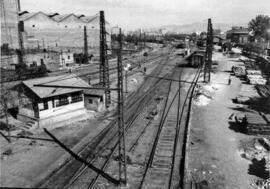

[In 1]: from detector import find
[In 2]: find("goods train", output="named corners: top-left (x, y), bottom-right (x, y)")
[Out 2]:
top-left (1, 62), bottom-right (47, 82)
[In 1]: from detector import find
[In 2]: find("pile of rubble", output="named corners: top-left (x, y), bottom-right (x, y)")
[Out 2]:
top-left (240, 137), bottom-right (270, 189)
top-left (193, 84), bottom-right (218, 106)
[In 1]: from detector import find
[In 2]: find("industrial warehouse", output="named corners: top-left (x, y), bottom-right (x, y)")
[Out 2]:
top-left (1, 0), bottom-right (270, 189)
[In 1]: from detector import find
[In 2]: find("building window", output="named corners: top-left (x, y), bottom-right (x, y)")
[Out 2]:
top-left (88, 99), bottom-right (93, 104)
top-left (71, 93), bottom-right (83, 103)
top-left (39, 100), bottom-right (48, 111)
top-left (56, 95), bottom-right (69, 107)
top-left (32, 25), bottom-right (35, 27)
top-left (68, 55), bottom-right (70, 60)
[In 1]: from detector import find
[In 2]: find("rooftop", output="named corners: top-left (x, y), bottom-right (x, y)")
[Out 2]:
top-left (22, 74), bottom-right (90, 99)
top-left (227, 27), bottom-right (250, 34)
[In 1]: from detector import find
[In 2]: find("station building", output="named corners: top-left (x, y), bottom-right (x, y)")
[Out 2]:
top-left (226, 26), bottom-right (251, 44)
top-left (17, 74), bottom-right (105, 130)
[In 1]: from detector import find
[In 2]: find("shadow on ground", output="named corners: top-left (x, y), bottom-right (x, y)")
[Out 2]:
top-left (248, 97), bottom-right (270, 114)
top-left (228, 121), bottom-right (247, 134)
top-left (248, 158), bottom-right (270, 179)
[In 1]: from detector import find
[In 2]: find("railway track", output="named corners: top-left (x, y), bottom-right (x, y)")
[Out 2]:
top-left (138, 66), bottom-right (201, 189)
top-left (63, 48), bottom-right (176, 189)
top-left (37, 47), bottom-right (175, 188)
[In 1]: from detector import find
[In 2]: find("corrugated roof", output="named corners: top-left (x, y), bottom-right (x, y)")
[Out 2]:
top-left (52, 14), bottom-right (72, 22)
top-left (81, 15), bottom-right (98, 23)
top-left (22, 74), bottom-right (90, 99)
top-left (76, 14), bottom-right (85, 18)
top-left (18, 11), bottom-right (109, 25)
top-left (19, 11), bottom-right (29, 16)
top-left (19, 12), bottom-right (40, 21)
top-left (84, 83), bottom-right (105, 97)
top-left (47, 13), bottom-right (59, 17)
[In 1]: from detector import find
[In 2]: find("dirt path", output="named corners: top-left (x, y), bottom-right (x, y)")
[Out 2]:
top-left (186, 52), bottom-right (256, 189)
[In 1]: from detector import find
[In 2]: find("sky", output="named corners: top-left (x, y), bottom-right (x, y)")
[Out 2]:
top-left (21, 0), bottom-right (270, 30)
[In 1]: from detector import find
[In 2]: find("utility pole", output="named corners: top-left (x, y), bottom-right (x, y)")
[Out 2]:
top-left (117, 28), bottom-right (127, 185)
top-left (42, 38), bottom-right (45, 49)
top-left (144, 32), bottom-right (146, 49)
top-left (99, 10), bottom-right (110, 108)
top-left (125, 70), bottom-right (128, 98)
top-left (17, 20), bottom-right (24, 64)
top-left (84, 25), bottom-right (89, 64)
top-left (139, 29), bottom-right (142, 50)
top-left (204, 18), bottom-right (213, 83)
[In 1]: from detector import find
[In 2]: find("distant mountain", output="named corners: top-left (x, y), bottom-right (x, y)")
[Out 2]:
top-left (154, 22), bottom-right (247, 34)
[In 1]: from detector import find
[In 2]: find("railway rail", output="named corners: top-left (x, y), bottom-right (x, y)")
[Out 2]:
top-left (37, 47), bottom-right (175, 188)
top-left (139, 66), bottom-right (201, 189)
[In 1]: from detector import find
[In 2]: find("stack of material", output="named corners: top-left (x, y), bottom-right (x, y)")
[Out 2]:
top-left (246, 69), bottom-right (267, 85)
top-left (238, 84), bottom-right (259, 99)
top-left (256, 85), bottom-right (270, 98)
top-left (232, 65), bottom-right (246, 76)
top-left (245, 112), bottom-right (270, 135)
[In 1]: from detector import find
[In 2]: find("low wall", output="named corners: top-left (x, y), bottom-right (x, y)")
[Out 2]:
top-left (38, 108), bottom-right (88, 130)
top-left (39, 101), bottom-right (84, 119)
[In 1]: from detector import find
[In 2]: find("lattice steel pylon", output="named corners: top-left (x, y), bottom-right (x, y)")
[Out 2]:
top-left (204, 18), bottom-right (213, 83)
top-left (117, 28), bottom-right (127, 185)
top-left (83, 25), bottom-right (89, 64)
top-left (99, 10), bottom-right (111, 108)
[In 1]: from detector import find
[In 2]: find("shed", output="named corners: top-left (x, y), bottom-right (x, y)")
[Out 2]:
top-left (17, 74), bottom-right (90, 130)
top-left (84, 84), bottom-right (106, 112)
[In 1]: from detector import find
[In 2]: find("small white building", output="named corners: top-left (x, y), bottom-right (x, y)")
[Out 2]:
top-left (60, 51), bottom-right (74, 67)
top-left (18, 75), bottom-right (89, 130)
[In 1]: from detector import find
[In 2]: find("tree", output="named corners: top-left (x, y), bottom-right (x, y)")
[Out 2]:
top-left (0, 84), bottom-right (15, 142)
top-left (248, 15), bottom-right (270, 40)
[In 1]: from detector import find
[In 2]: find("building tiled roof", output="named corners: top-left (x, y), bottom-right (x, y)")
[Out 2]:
top-left (22, 74), bottom-right (91, 99)
top-left (227, 27), bottom-right (250, 34)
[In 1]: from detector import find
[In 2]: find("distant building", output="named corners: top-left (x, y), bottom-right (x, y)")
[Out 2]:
top-left (53, 13), bottom-right (85, 29)
top-left (19, 11), bottom-right (111, 55)
top-left (60, 51), bottom-right (74, 67)
top-left (17, 74), bottom-right (105, 130)
top-left (1, 51), bottom-right (61, 71)
top-left (84, 84), bottom-right (106, 112)
top-left (226, 26), bottom-right (251, 44)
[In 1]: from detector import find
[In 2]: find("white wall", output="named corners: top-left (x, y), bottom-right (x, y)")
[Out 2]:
top-left (39, 100), bottom-right (84, 119)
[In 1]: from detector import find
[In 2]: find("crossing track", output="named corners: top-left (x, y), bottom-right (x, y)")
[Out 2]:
top-left (86, 56), bottom-right (201, 189)
top-left (138, 65), bottom-right (202, 189)
top-left (36, 47), bottom-right (176, 189)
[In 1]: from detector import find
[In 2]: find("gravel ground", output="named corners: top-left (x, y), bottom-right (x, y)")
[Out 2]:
top-left (186, 52), bottom-right (258, 189)
top-left (0, 47), bottom-right (168, 188)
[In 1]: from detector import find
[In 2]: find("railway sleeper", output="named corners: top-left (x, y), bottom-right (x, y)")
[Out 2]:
top-left (155, 150), bottom-right (173, 156)
top-left (152, 161), bottom-right (172, 169)
top-left (160, 137), bottom-right (175, 142)
top-left (157, 142), bottom-right (174, 147)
